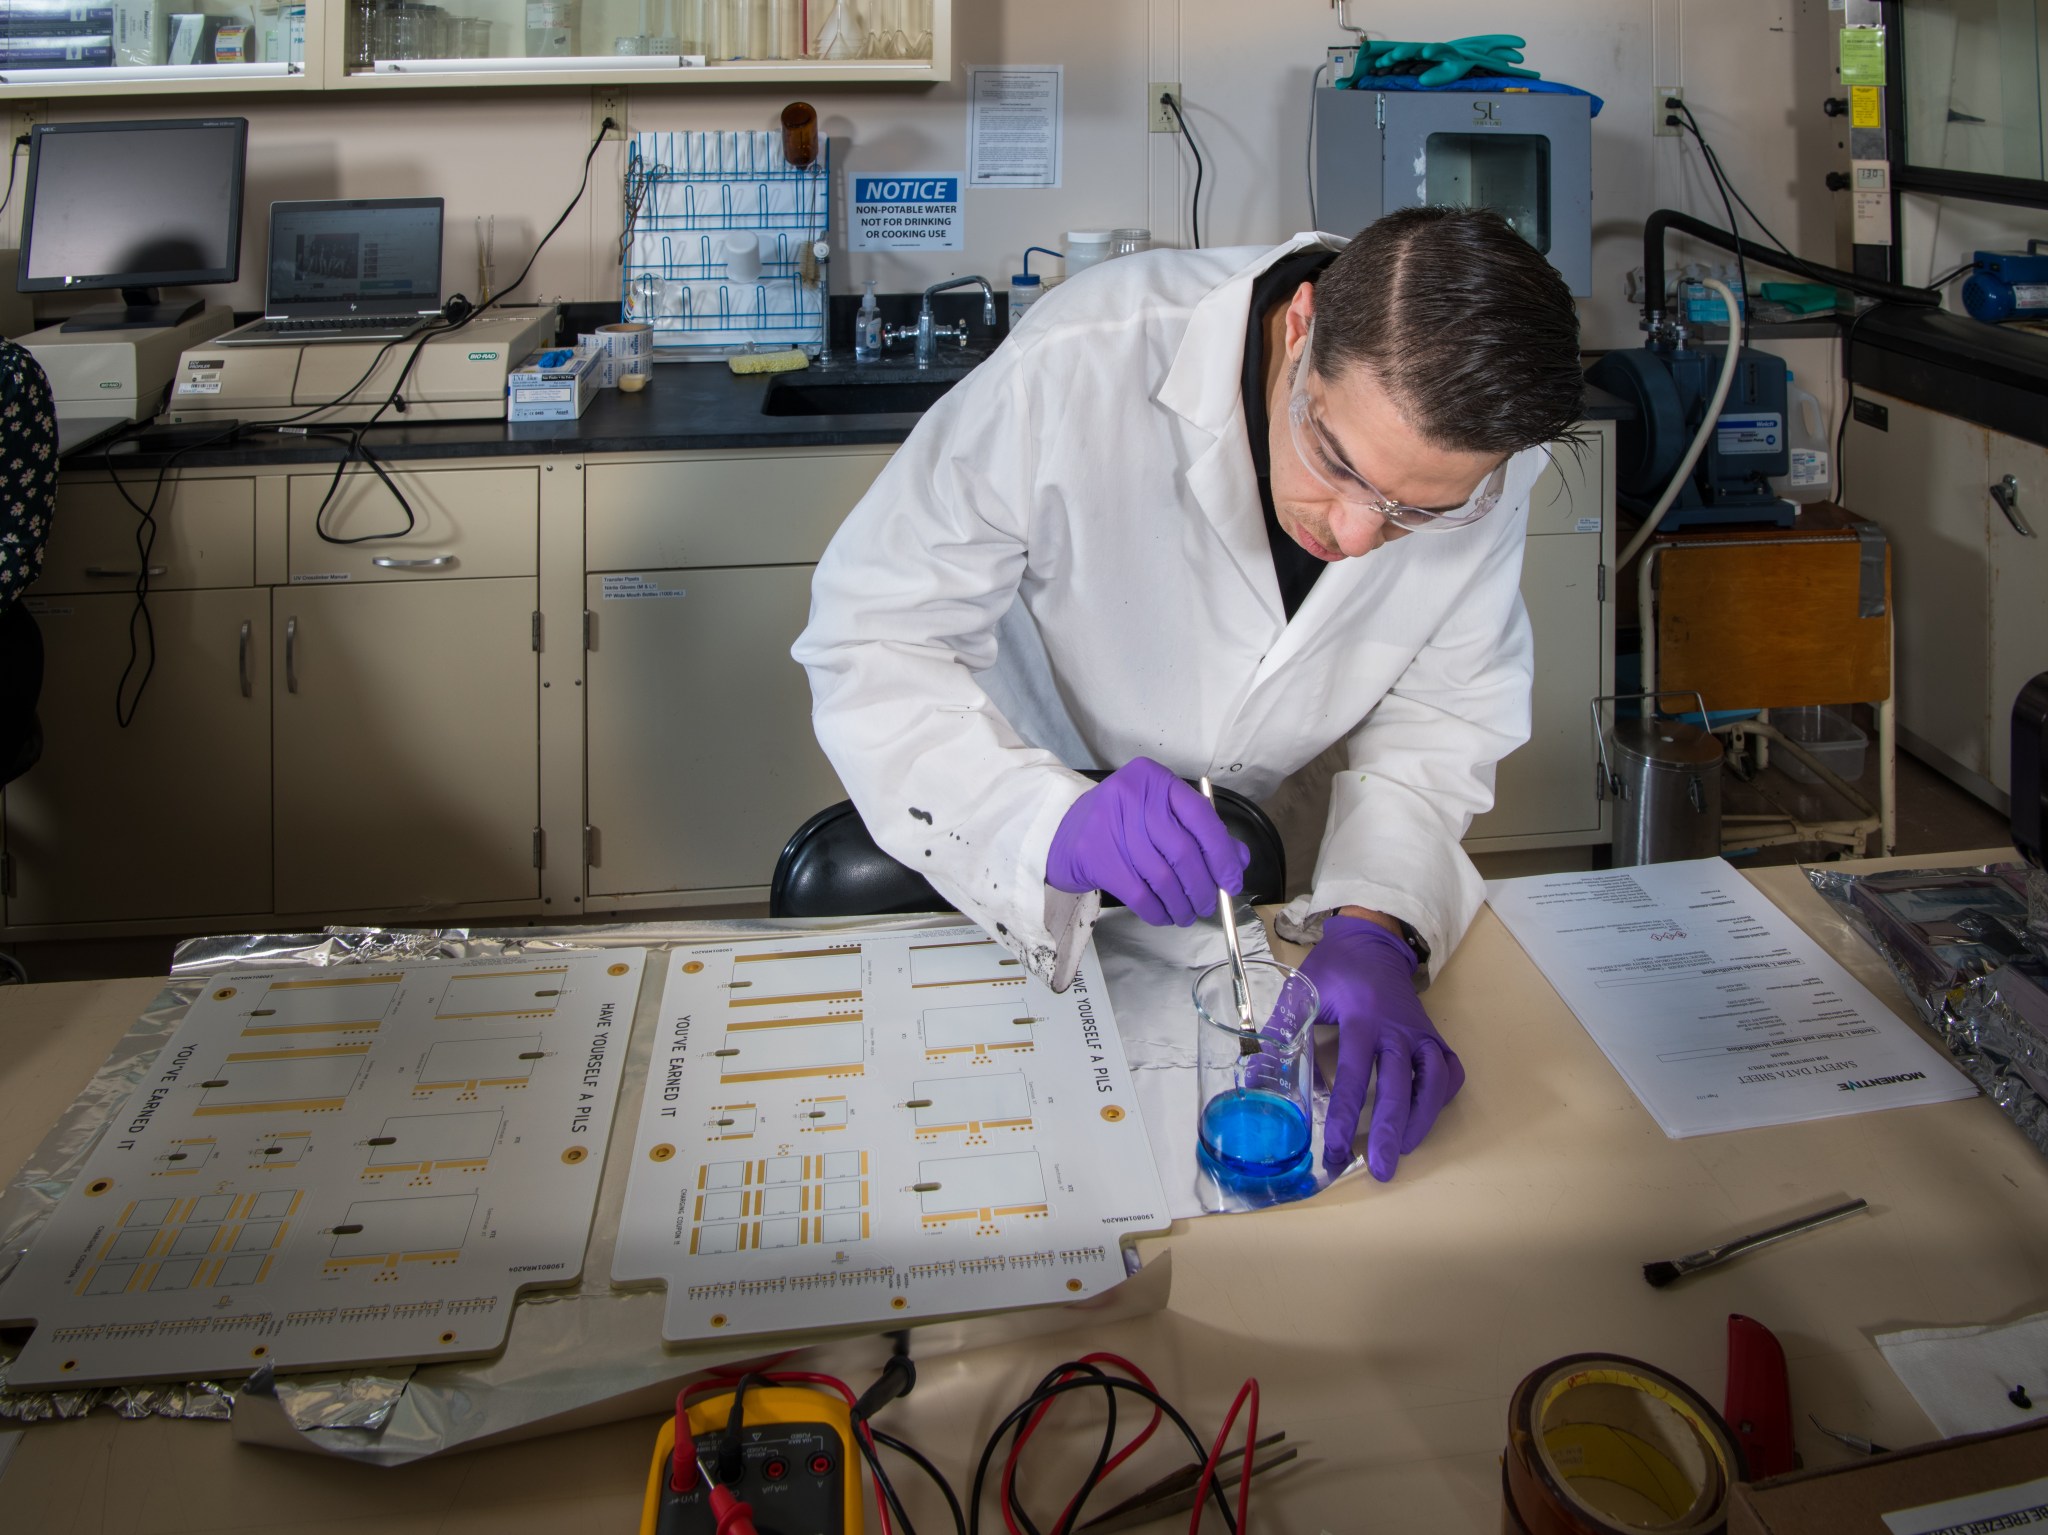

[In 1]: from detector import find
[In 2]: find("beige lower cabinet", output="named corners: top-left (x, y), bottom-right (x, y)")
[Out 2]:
top-left (5, 587), bottom-right (271, 926)
top-left (1986, 434), bottom-right (2048, 796)
top-left (580, 448), bottom-right (892, 907)
top-left (583, 566), bottom-right (846, 899)
top-left (1846, 392), bottom-right (2048, 803)
top-left (1464, 421), bottom-right (1615, 851)
top-left (272, 577), bottom-right (540, 915)
top-left (1846, 393), bottom-right (1995, 790)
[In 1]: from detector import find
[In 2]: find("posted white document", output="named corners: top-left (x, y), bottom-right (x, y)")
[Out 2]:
top-left (1486, 858), bottom-right (1974, 1137)
top-left (968, 66), bottom-right (1063, 187)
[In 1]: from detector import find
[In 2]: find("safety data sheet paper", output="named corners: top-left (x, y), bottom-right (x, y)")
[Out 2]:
top-left (612, 926), bottom-right (1171, 1341)
top-left (1486, 858), bottom-right (1974, 1137)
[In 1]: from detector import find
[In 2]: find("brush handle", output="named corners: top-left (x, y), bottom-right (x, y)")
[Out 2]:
top-left (1683, 1198), bottom-right (1869, 1273)
top-left (1198, 776), bottom-right (1256, 1035)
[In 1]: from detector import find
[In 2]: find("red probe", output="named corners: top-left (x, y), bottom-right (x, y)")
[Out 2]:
top-left (667, 1406), bottom-right (760, 1535)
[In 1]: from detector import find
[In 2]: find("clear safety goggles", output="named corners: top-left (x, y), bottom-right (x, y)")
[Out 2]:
top-left (1286, 320), bottom-right (1508, 530)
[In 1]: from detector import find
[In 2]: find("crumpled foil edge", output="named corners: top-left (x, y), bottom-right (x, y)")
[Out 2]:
top-left (1805, 863), bottom-right (2048, 1162)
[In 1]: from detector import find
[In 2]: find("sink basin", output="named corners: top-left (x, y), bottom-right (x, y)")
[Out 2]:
top-left (760, 378), bottom-right (959, 416)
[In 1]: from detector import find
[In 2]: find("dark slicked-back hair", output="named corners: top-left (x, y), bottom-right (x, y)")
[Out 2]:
top-left (1310, 206), bottom-right (1583, 455)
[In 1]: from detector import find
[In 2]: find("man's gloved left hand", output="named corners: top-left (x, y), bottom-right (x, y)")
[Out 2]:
top-left (1300, 915), bottom-right (1465, 1181)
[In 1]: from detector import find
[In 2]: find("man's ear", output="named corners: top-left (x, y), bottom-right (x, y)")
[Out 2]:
top-left (1283, 282), bottom-right (1316, 357)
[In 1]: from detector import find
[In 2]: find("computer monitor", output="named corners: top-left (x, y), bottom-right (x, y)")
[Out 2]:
top-left (16, 117), bottom-right (248, 333)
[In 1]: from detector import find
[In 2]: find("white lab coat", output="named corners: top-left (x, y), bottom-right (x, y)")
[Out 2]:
top-left (794, 233), bottom-right (1540, 991)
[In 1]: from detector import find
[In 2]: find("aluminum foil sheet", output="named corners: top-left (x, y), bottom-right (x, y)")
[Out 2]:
top-left (1807, 863), bottom-right (2048, 1161)
top-left (0, 915), bottom-right (1175, 1460)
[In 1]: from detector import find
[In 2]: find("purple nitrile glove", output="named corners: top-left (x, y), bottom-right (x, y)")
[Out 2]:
top-left (1045, 757), bottom-right (1250, 928)
top-left (1302, 914), bottom-right (1465, 1181)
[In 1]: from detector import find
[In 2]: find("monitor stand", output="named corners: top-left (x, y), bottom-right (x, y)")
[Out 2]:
top-left (60, 288), bottom-right (205, 333)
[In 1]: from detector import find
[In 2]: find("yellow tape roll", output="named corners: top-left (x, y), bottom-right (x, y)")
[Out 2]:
top-left (1503, 1354), bottom-right (1743, 1535)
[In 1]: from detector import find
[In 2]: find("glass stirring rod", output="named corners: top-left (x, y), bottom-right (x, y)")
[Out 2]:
top-left (1198, 776), bottom-right (1261, 1056)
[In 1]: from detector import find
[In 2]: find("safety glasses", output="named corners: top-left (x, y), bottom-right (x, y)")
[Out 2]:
top-left (1286, 319), bottom-right (1508, 530)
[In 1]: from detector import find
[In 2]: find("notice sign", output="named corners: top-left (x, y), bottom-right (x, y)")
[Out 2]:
top-left (848, 173), bottom-right (964, 251)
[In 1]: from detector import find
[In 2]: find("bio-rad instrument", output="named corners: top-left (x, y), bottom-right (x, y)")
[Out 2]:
top-left (162, 307), bottom-right (555, 424)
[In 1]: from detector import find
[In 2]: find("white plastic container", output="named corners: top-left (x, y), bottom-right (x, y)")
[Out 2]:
top-left (1008, 272), bottom-right (1042, 324)
top-left (1771, 370), bottom-right (1832, 504)
top-left (1064, 230), bottom-right (1112, 279)
top-left (1774, 705), bottom-right (1868, 785)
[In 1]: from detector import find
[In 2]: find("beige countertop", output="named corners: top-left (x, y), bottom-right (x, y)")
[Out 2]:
top-left (3, 849), bottom-right (2044, 1533)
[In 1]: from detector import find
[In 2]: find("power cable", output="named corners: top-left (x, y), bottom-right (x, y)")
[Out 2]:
top-left (1161, 91), bottom-right (1204, 249)
top-left (0, 133), bottom-right (26, 221)
top-left (1671, 100), bottom-right (1796, 257)
top-left (100, 120), bottom-right (612, 719)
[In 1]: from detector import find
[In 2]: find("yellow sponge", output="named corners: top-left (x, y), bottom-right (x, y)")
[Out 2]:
top-left (728, 349), bottom-right (811, 376)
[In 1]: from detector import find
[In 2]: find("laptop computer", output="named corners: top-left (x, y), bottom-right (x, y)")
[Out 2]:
top-left (216, 197), bottom-right (445, 346)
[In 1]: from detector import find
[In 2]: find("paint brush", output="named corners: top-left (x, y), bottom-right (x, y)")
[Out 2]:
top-left (1198, 776), bottom-right (1260, 1056)
top-left (1643, 1198), bottom-right (1869, 1288)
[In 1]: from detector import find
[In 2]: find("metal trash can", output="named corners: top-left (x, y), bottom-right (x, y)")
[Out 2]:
top-left (1593, 691), bottom-right (1724, 866)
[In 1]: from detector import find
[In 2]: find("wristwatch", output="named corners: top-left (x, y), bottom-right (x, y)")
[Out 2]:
top-left (1393, 918), bottom-right (1431, 967)
top-left (1326, 909), bottom-right (1430, 966)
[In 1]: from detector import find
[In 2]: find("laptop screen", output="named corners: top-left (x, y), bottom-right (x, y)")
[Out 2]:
top-left (265, 198), bottom-right (443, 315)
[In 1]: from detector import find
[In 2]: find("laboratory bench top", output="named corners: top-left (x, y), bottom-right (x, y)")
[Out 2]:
top-left (65, 351), bottom-right (1637, 475)
top-left (2, 847), bottom-right (2044, 1533)
top-left (1851, 304), bottom-right (2048, 451)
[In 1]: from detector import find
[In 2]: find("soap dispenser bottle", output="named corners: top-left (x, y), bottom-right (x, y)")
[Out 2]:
top-left (855, 280), bottom-right (883, 362)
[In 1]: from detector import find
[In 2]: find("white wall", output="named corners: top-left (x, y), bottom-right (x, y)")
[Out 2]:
top-left (24, 0), bottom-right (1855, 347)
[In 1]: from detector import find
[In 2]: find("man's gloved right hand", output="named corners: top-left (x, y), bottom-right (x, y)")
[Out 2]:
top-left (1045, 757), bottom-right (1250, 927)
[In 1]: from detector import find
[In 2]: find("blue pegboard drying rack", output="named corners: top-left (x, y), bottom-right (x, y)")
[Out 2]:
top-left (622, 130), bottom-right (830, 360)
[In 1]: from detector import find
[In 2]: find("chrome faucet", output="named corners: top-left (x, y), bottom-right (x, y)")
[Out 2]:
top-left (913, 275), bottom-right (995, 368)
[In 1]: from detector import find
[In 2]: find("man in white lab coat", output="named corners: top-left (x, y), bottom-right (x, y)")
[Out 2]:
top-left (794, 209), bottom-right (1583, 1180)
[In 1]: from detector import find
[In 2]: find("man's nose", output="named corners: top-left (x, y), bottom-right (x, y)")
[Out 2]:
top-left (1328, 499), bottom-right (1389, 558)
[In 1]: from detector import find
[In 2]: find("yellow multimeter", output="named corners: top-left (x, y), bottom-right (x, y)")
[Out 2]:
top-left (640, 1384), bottom-right (866, 1535)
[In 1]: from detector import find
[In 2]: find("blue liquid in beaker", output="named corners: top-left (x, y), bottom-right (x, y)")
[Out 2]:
top-left (1197, 1088), bottom-right (1313, 1189)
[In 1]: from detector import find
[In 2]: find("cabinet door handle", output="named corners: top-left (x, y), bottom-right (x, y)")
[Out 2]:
top-left (370, 554), bottom-right (455, 570)
top-left (1992, 475), bottom-right (2034, 537)
top-left (285, 616), bottom-right (299, 694)
top-left (83, 564), bottom-right (167, 578)
top-left (238, 620), bottom-right (252, 699)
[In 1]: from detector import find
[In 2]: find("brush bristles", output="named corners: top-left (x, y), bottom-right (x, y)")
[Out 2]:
top-left (1642, 1260), bottom-right (1681, 1288)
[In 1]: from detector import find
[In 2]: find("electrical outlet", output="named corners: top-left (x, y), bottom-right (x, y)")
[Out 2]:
top-left (9, 99), bottom-right (47, 143)
top-left (1654, 85), bottom-right (1684, 137)
top-left (592, 86), bottom-right (626, 143)
top-left (1149, 82), bottom-right (1181, 134)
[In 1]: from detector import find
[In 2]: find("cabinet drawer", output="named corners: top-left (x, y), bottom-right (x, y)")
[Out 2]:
top-left (288, 466), bottom-right (539, 582)
top-left (37, 477), bottom-right (255, 593)
top-left (586, 450), bottom-right (891, 570)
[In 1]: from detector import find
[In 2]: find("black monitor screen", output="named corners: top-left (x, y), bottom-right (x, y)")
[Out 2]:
top-left (17, 118), bottom-right (247, 292)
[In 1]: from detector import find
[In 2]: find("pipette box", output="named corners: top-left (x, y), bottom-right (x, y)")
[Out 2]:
top-left (507, 346), bottom-right (600, 421)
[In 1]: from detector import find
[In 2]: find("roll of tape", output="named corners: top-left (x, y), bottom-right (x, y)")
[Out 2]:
top-left (577, 334), bottom-right (620, 387)
top-left (599, 321), bottom-right (653, 376)
top-left (1503, 1355), bottom-right (1742, 1535)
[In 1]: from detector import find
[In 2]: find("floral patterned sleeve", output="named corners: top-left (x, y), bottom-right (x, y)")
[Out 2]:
top-left (0, 340), bottom-right (58, 615)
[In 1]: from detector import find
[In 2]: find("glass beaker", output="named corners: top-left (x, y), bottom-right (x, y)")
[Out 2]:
top-left (672, 0), bottom-right (705, 52)
top-left (1193, 957), bottom-right (1319, 1192)
top-left (525, 0), bottom-right (579, 55)
top-left (350, 0), bottom-right (384, 65)
top-left (449, 15), bottom-right (491, 54)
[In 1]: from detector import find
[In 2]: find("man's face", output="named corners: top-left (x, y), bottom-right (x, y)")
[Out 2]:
top-left (1265, 288), bottom-right (1505, 562)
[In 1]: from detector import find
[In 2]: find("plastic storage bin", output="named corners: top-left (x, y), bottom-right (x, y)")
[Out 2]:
top-left (1773, 706), bottom-right (1868, 785)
